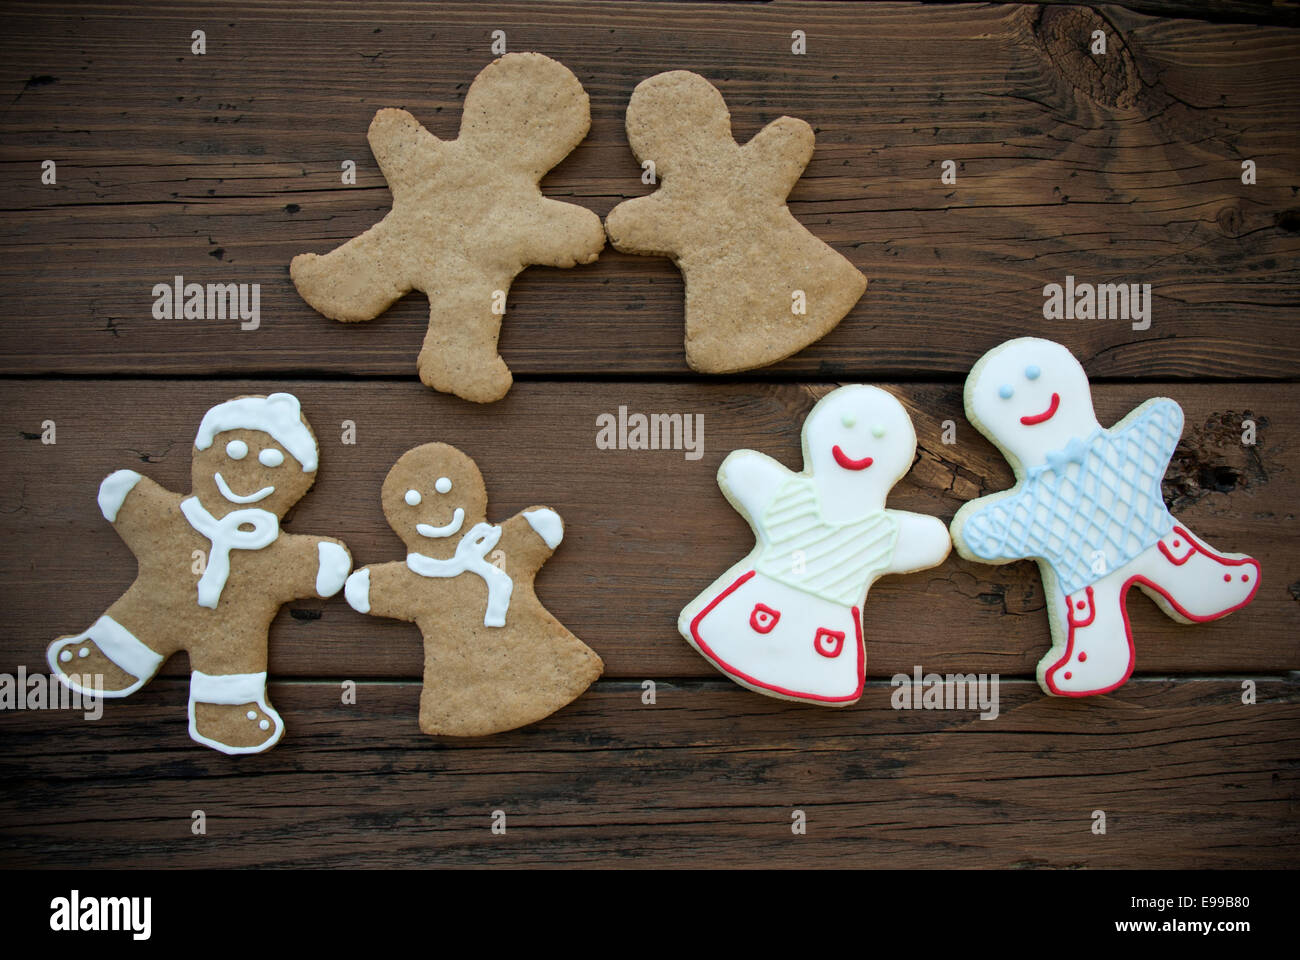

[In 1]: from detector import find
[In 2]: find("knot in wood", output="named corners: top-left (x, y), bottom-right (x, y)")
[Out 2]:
top-left (1034, 6), bottom-right (1140, 110)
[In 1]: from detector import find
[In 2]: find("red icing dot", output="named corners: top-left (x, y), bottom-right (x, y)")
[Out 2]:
top-left (1173, 540), bottom-right (1180, 548)
top-left (1223, 573), bottom-right (1232, 582)
top-left (1242, 573), bottom-right (1249, 582)
top-left (1078, 652), bottom-right (1087, 663)
top-left (1064, 671), bottom-right (1073, 680)
top-left (1076, 600), bottom-right (1086, 610)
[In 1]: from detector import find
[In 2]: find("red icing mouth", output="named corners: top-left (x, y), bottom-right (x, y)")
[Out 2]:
top-left (832, 445), bottom-right (873, 470)
top-left (1020, 392), bottom-right (1060, 425)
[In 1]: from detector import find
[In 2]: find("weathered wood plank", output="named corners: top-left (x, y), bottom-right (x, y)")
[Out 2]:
top-left (1042, 0), bottom-right (1300, 27)
top-left (2, 379), bottom-right (1292, 680)
top-left (0, 2), bottom-right (1296, 379)
top-left (1, 679), bottom-right (1294, 868)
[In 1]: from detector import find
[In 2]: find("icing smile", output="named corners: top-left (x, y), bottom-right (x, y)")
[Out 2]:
top-left (213, 472), bottom-right (275, 504)
top-left (1019, 393), bottom-right (1060, 426)
top-left (831, 445), bottom-right (873, 471)
top-left (416, 508), bottom-right (465, 539)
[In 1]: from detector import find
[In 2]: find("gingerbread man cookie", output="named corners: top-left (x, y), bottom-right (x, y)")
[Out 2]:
top-left (48, 393), bottom-right (352, 754)
top-left (605, 70), bottom-right (867, 374)
top-left (950, 338), bottom-right (1261, 697)
top-left (344, 443), bottom-right (602, 736)
top-left (291, 52), bottom-right (605, 403)
top-left (680, 386), bottom-right (950, 705)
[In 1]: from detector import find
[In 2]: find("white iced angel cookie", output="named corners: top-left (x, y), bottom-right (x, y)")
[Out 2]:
top-left (950, 338), bottom-right (1261, 697)
top-left (678, 385), bottom-right (951, 706)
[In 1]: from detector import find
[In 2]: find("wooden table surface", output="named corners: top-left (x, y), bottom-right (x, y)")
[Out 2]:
top-left (1, 0), bottom-right (1296, 869)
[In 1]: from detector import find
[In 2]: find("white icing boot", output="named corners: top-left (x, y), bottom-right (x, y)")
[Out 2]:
top-left (187, 670), bottom-right (284, 755)
top-left (47, 615), bottom-right (163, 698)
top-left (1137, 525), bottom-right (1260, 622)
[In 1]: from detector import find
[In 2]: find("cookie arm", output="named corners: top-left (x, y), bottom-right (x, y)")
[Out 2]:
top-left (367, 108), bottom-right (444, 195)
top-left (99, 471), bottom-right (172, 552)
top-left (499, 507), bottom-right (564, 577)
top-left (604, 192), bottom-right (680, 258)
top-left (1117, 397), bottom-right (1184, 466)
top-left (743, 116), bottom-right (815, 199)
top-left (949, 492), bottom-right (1024, 565)
top-left (883, 510), bottom-right (951, 575)
top-left (344, 561), bottom-right (415, 621)
top-left (272, 533), bottom-right (352, 602)
top-left (517, 197), bottom-right (606, 268)
top-left (718, 450), bottom-right (791, 521)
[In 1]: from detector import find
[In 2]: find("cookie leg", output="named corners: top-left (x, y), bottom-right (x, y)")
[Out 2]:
top-left (187, 671), bottom-right (284, 756)
top-left (1041, 576), bottom-right (1135, 697)
top-left (290, 219), bottom-right (411, 323)
top-left (47, 614), bottom-right (164, 698)
top-left (417, 278), bottom-right (514, 402)
top-left (1135, 526), bottom-right (1260, 623)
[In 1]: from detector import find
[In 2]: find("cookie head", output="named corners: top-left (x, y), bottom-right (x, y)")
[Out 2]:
top-left (459, 52), bottom-right (591, 178)
top-left (625, 71), bottom-right (734, 176)
top-left (190, 393), bottom-right (319, 517)
top-left (966, 338), bottom-right (1098, 466)
top-left (804, 385), bottom-right (916, 492)
top-left (381, 443), bottom-right (489, 552)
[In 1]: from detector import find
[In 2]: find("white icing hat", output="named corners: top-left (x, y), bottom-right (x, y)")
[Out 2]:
top-left (194, 393), bottom-right (318, 472)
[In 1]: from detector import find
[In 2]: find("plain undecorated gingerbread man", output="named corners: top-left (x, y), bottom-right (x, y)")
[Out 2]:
top-left (606, 70), bottom-right (867, 373)
top-left (291, 53), bottom-right (605, 403)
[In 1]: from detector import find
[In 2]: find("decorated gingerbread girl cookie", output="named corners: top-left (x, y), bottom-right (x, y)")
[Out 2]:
top-left (291, 52), bottom-right (605, 403)
top-left (605, 70), bottom-right (867, 374)
top-left (679, 385), bottom-right (950, 705)
top-left (344, 443), bottom-right (603, 736)
top-left (48, 393), bottom-right (352, 754)
top-left (950, 338), bottom-right (1261, 697)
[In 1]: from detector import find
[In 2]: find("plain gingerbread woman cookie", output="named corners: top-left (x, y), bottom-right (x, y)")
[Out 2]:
top-left (291, 52), bottom-right (605, 403)
top-left (344, 443), bottom-right (603, 736)
top-left (679, 385), bottom-right (950, 705)
top-left (950, 338), bottom-right (1261, 697)
top-left (605, 70), bottom-right (867, 374)
top-left (48, 393), bottom-right (352, 755)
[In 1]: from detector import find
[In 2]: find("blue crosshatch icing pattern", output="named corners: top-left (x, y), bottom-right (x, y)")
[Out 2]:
top-left (962, 400), bottom-right (1183, 596)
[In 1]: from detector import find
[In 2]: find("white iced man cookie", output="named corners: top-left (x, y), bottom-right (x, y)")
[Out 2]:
top-left (47, 392), bottom-right (352, 754)
top-left (678, 385), bottom-right (951, 705)
top-left (950, 338), bottom-right (1261, 697)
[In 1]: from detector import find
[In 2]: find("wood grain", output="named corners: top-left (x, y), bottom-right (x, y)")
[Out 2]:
top-left (1, 678), bottom-right (1294, 868)
top-left (0, 2), bottom-right (1297, 381)
top-left (0, 1), bottom-right (1296, 872)
top-left (2, 379), bottom-right (1293, 681)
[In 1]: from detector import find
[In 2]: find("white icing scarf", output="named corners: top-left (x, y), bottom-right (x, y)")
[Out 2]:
top-left (406, 522), bottom-right (513, 627)
top-left (180, 496), bottom-right (280, 609)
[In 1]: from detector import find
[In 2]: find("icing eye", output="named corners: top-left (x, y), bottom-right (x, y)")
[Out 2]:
top-left (1025, 365), bottom-right (1041, 380)
top-left (998, 384), bottom-right (1014, 400)
top-left (841, 413), bottom-right (856, 428)
top-left (435, 477), bottom-right (452, 494)
top-left (405, 489), bottom-right (422, 506)
top-left (225, 440), bottom-right (248, 460)
top-left (871, 424), bottom-right (886, 438)
top-left (258, 448), bottom-right (284, 467)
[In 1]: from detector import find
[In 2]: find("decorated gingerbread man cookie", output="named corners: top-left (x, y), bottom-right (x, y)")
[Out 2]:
top-left (344, 443), bottom-right (602, 736)
top-left (48, 393), bottom-right (352, 754)
top-left (291, 52), bottom-right (605, 403)
top-left (679, 386), bottom-right (950, 705)
top-left (950, 338), bottom-right (1261, 697)
top-left (605, 70), bottom-right (867, 374)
